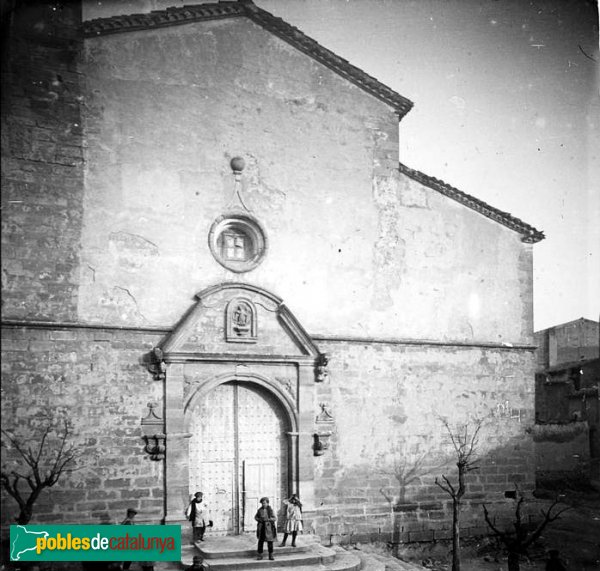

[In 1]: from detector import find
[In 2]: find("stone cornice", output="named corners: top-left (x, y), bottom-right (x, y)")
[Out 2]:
top-left (1, 320), bottom-right (536, 350)
top-left (0, 319), bottom-right (170, 334)
top-left (164, 352), bottom-right (312, 364)
top-left (312, 334), bottom-right (537, 351)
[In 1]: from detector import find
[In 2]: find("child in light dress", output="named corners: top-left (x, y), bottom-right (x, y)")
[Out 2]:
top-left (279, 494), bottom-right (303, 547)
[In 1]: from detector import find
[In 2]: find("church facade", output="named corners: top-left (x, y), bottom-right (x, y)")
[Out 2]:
top-left (1, 1), bottom-right (544, 544)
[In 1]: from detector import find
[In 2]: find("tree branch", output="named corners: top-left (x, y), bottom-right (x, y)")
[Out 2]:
top-left (1, 418), bottom-right (82, 524)
top-left (435, 475), bottom-right (455, 497)
top-left (521, 500), bottom-right (572, 549)
top-left (482, 504), bottom-right (507, 539)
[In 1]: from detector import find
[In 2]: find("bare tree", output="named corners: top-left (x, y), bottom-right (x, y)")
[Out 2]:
top-left (434, 418), bottom-right (483, 571)
top-left (483, 487), bottom-right (571, 571)
top-left (1, 418), bottom-right (81, 524)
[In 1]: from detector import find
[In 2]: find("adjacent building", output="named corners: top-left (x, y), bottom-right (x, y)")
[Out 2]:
top-left (534, 319), bottom-right (600, 481)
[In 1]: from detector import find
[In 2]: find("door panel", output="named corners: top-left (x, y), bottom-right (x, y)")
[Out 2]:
top-left (189, 384), bottom-right (236, 533)
top-left (242, 460), bottom-right (276, 532)
top-left (201, 461), bottom-right (234, 533)
top-left (237, 385), bottom-right (285, 527)
top-left (189, 381), bottom-right (288, 534)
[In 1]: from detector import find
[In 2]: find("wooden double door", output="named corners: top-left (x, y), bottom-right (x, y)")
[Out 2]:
top-left (189, 381), bottom-right (289, 534)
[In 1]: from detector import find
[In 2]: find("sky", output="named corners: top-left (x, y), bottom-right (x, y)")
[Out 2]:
top-left (85, 0), bottom-right (600, 331)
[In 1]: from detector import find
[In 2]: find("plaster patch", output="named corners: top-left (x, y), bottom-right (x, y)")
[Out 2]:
top-left (372, 174), bottom-right (405, 310)
top-left (108, 231), bottom-right (159, 271)
top-left (239, 154), bottom-right (286, 213)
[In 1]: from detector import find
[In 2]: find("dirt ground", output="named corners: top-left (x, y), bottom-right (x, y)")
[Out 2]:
top-left (399, 485), bottom-right (600, 571)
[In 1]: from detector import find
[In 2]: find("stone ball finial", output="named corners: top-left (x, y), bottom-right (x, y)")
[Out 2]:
top-left (230, 156), bottom-right (245, 173)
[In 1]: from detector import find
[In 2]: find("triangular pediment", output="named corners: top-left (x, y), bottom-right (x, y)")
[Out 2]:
top-left (161, 283), bottom-right (320, 359)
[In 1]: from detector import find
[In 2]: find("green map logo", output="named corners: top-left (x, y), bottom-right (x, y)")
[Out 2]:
top-left (11, 526), bottom-right (49, 561)
top-left (10, 525), bottom-right (181, 562)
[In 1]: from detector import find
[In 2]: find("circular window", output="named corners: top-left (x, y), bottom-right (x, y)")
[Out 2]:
top-left (208, 214), bottom-right (267, 273)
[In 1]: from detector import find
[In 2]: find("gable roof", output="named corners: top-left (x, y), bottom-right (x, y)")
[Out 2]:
top-left (83, 0), bottom-right (414, 118)
top-left (398, 162), bottom-right (545, 243)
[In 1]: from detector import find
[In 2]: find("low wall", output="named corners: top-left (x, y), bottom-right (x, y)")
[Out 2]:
top-left (533, 421), bottom-right (590, 483)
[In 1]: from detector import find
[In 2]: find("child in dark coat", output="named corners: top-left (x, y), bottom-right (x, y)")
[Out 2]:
top-left (254, 497), bottom-right (277, 561)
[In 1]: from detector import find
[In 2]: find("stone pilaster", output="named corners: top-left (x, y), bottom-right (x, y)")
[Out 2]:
top-left (164, 362), bottom-right (191, 523)
top-left (297, 361), bottom-right (316, 511)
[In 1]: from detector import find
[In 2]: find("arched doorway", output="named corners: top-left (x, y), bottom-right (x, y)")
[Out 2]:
top-left (188, 380), bottom-right (291, 534)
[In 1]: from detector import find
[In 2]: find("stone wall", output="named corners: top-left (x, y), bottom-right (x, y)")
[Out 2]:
top-left (535, 319), bottom-right (599, 369)
top-left (1, 292), bottom-right (538, 534)
top-left (75, 17), bottom-right (533, 343)
top-left (533, 422), bottom-right (590, 483)
top-left (1, 6), bottom-right (535, 339)
top-left (1, 2), bottom-right (85, 321)
top-left (310, 340), bottom-right (536, 542)
top-left (1, 322), bottom-right (536, 539)
top-left (0, 324), bottom-right (165, 527)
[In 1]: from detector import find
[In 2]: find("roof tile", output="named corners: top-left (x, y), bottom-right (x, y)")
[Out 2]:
top-left (398, 162), bottom-right (544, 243)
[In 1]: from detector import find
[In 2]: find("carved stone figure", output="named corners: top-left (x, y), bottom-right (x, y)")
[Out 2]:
top-left (226, 298), bottom-right (257, 342)
top-left (232, 302), bottom-right (252, 335)
top-left (315, 353), bottom-right (329, 382)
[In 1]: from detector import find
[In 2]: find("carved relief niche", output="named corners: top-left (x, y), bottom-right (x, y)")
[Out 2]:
top-left (225, 297), bottom-right (257, 343)
top-left (141, 403), bottom-right (166, 461)
top-left (314, 403), bottom-right (335, 456)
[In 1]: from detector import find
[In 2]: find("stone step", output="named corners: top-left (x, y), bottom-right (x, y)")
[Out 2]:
top-left (162, 535), bottom-right (362, 571)
top-left (196, 535), bottom-right (312, 559)
top-left (202, 544), bottom-right (337, 570)
top-left (247, 549), bottom-right (362, 571)
top-left (153, 545), bottom-right (360, 571)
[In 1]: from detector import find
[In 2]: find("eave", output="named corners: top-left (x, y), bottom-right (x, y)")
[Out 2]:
top-left (398, 162), bottom-right (545, 243)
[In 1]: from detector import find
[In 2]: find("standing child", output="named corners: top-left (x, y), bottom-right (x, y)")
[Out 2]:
top-left (254, 497), bottom-right (277, 561)
top-left (279, 494), bottom-right (303, 547)
top-left (185, 492), bottom-right (213, 543)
